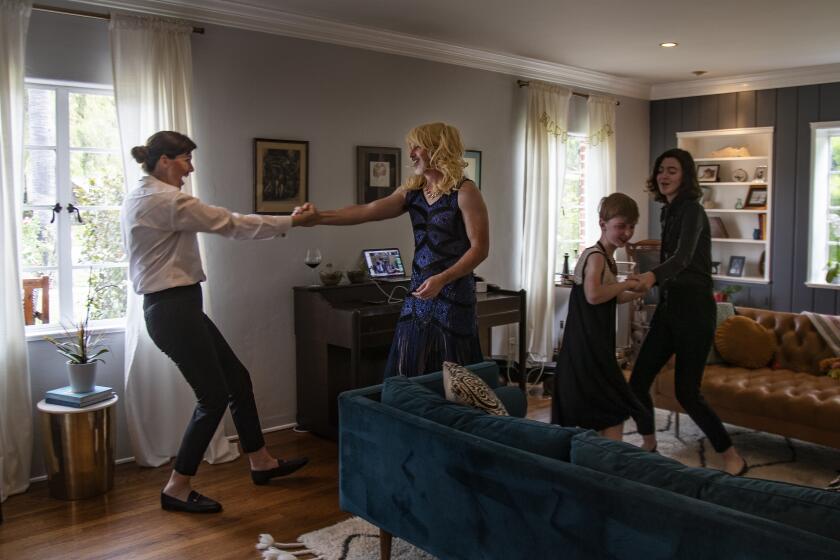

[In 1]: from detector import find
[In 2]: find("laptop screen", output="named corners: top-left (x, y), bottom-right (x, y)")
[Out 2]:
top-left (362, 248), bottom-right (406, 278)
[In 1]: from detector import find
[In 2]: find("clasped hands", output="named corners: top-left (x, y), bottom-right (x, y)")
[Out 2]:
top-left (291, 202), bottom-right (319, 226)
top-left (623, 271), bottom-right (656, 294)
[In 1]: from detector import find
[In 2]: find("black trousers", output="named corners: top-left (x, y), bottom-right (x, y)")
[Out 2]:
top-left (143, 284), bottom-right (265, 476)
top-left (628, 291), bottom-right (733, 453)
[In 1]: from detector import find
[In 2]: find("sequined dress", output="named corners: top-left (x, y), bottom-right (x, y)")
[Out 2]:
top-left (383, 183), bottom-right (483, 377)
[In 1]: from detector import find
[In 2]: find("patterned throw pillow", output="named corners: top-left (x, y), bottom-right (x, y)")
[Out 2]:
top-left (442, 361), bottom-right (508, 416)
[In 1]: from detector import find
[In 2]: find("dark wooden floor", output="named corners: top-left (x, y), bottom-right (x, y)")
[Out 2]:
top-left (0, 393), bottom-right (551, 559)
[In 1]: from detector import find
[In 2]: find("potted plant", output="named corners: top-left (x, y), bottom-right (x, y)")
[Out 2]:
top-left (44, 283), bottom-right (109, 394)
top-left (713, 285), bottom-right (742, 303)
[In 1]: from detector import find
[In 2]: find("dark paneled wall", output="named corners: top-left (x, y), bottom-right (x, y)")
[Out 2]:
top-left (649, 82), bottom-right (840, 312)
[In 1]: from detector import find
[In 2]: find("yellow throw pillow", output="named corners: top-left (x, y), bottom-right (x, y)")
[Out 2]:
top-left (442, 362), bottom-right (508, 416)
top-left (714, 316), bottom-right (776, 369)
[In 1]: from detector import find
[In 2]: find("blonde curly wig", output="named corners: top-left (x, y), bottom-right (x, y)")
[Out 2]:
top-left (403, 122), bottom-right (467, 194)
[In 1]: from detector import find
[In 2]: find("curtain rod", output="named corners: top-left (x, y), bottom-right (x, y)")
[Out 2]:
top-left (32, 3), bottom-right (205, 34)
top-left (516, 80), bottom-right (620, 105)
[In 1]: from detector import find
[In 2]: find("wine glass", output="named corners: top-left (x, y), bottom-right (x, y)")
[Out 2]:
top-left (304, 248), bottom-right (322, 286)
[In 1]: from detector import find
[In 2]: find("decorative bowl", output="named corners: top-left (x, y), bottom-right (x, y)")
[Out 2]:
top-left (319, 270), bottom-right (343, 286)
top-left (346, 270), bottom-right (367, 284)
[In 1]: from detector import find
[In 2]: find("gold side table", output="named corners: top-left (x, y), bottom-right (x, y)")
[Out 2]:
top-left (37, 395), bottom-right (118, 500)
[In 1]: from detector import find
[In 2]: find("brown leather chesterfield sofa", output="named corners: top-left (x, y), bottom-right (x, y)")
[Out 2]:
top-left (652, 307), bottom-right (840, 449)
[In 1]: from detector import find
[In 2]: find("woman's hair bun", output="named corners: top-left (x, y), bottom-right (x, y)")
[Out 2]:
top-left (130, 146), bottom-right (149, 163)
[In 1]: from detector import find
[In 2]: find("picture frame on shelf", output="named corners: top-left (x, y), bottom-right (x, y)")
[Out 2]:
top-left (464, 149), bottom-right (482, 189)
top-left (709, 216), bottom-right (729, 238)
top-left (254, 138), bottom-right (308, 214)
top-left (697, 164), bottom-right (720, 183)
top-left (753, 165), bottom-right (768, 183)
top-left (727, 256), bottom-right (746, 277)
top-left (356, 146), bottom-right (401, 204)
top-left (744, 185), bottom-right (768, 209)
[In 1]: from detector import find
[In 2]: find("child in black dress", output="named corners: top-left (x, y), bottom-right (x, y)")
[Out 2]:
top-left (552, 193), bottom-right (650, 441)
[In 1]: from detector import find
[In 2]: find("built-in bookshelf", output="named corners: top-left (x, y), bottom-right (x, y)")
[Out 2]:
top-left (677, 127), bottom-right (773, 284)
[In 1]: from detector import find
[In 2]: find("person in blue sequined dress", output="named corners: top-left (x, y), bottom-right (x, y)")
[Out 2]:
top-left (303, 122), bottom-right (489, 377)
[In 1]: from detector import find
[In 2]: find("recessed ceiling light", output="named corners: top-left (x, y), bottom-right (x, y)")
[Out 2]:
top-left (660, 42), bottom-right (678, 48)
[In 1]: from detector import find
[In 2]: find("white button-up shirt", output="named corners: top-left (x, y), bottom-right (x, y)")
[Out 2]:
top-left (121, 176), bottom-right (292, 294)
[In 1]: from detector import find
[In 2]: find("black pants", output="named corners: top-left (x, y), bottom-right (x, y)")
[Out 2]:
top-left (629, 292), bottom-right (733, 453)
top-left (143, 284), bottom-right (265, 476)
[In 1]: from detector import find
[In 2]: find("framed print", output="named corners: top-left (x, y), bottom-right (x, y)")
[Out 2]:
top-left (709, 216), bottom-right (729, 238)
top-left (753, 165), bottom-right (768, 182)
top-left (727, 255), bottom-right (746, 277)
top-left (464, 149), bottom-right (482, 189)
top-left (254, 138), bottom-right (309, 214)
top-left (744, 185), bottom-right (768, 209)
top-left (357, 146), bottom-right (401, 204)
top-left (697, 164), bottom-right (720, 182)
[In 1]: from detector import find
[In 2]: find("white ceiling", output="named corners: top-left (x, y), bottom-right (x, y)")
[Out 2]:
top-left (70, 0), bottom-right (840, 98)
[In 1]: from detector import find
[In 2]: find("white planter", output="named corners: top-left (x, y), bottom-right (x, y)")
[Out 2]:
top-left (67, 361), bottom-right (97, 393)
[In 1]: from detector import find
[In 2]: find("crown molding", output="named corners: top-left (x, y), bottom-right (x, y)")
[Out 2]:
top-left (650, 63), bottom-right (840, 100)
top-left (67, 0), bottom-right (652, 99)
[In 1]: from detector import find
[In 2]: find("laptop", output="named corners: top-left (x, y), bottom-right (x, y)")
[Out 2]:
top-left (362, 248), bottom-right (410, 282)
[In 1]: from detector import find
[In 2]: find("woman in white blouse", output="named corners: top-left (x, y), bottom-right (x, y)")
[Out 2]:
top-left (121, 131), bottom-right (316, 514)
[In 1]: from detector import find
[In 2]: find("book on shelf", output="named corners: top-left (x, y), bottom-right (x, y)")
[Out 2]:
top-left (758, 214), bottom-right (766, 240)
top-left (709, 216), bottom-right (729, 238)
top-left (45, 385), bottom-right (114, 408)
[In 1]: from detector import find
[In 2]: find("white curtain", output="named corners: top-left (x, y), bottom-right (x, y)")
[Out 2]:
top-left (521, 81), bottom-right (571, 362)
top-left (0, 0), bottom-right (33, 502)
top-left (111, 13), bottom-right (238, 467)
top-left (584, 95), bottom-right (618, 244)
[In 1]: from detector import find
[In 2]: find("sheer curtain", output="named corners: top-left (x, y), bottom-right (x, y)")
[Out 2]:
top-left (0, 0), bottom-right (33, 502)
top-left (111, 13), bottom-right (238, 467)
top-left (584, 95), bottom-right (618, 244)
top-left (521, 81), bottom-right (571, 362)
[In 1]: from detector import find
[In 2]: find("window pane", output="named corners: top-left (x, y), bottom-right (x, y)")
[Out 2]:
top-left (71, 152), bottom-right (125, 205)
top-left (832, 136), bottom-right (840, 170)
top-left (25, 88), bottom-right (55, 146)
top-left (20, 209), bottom-right (58, 267)
top-left (69, 92), bottom-right (119, 149)
top-left (21, 270), bottom-right (58, 325)
top-left (73, 267), bottom-right (128, 321)
top-left (71, 209), bottom-right (126, 265)
top-left (829, 211), bottom-right (840, 242)
top-left (830, 244), bottom-right (840, 265)
top-left (24, 149), bottom-right (56, 204)
top-left (831, 173), bottom-right (840, 207)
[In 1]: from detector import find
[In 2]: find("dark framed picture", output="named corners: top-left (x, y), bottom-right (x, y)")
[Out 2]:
top-left (357, 146), bottom-right (401, 204)
top-left (254, 138), bottom-right (309, 214)
top-left (744, 185), bottom-right (768, 209)
top-left (709, 216), bottom-right (729, 238)
top-left (753, 165), bottom-right (768, 182)
top-left (727, 255), bottom-right (746, 277)
top-left (697, 164), bottom-right (720, 182)
top-left (464, 149), bottom-right (482, 189)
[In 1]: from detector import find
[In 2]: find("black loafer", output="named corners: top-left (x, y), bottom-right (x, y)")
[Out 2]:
top-left (160, 490), bottom-right (222, 513)
top-left (251, 457), bottom-right (309, 485)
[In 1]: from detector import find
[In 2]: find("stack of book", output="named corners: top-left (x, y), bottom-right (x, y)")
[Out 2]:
top-left (45, 385), bottom-right (114, 408)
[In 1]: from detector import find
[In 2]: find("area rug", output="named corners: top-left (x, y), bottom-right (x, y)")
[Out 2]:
top-left (625, 408), bottom-right (840, 489)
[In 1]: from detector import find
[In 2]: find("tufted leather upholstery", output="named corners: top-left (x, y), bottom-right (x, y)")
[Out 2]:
top-left (653, 307), bottom-right (840, 449)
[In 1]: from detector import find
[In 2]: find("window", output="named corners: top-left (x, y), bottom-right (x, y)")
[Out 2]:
top-left (556, 133), bottom-right (589, 275)
top-left (21, 81), bottom-right (127, 330)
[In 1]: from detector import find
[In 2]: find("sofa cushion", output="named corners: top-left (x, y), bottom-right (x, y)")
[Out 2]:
top-left (570, 431), bottom-right (840, 541)
top-left (707, 302), bottom-right (735, 364)
top-left (382, 376), bottom-right (582, 461)
top-left (442, 361), bottom-right (508, 416)
top-left (715, 315), bottom-right (776, 368)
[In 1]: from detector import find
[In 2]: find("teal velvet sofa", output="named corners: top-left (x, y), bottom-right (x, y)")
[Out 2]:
top-left (338, 362), bottom-right (840, 560)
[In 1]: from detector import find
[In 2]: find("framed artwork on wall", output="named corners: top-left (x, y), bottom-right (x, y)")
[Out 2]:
top-left (357, 146), bottom-right (401, 204)
top-left (464, 149), bottom-right (482, 189)
top-left (254, 138), bottom-right (309, 214)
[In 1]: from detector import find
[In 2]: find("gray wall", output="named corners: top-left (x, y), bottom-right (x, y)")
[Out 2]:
top-left (650, 84), bottom-right (840, 311)
top-left (24, 9), bottom-right (649, 475)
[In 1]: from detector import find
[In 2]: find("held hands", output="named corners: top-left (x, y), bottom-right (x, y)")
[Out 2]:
top-left (632, 271), bottom-right (657, 292)
top-left (412, 274), bottom-right (446, 300)
top-left (291, 203), bottom-right (319, 227)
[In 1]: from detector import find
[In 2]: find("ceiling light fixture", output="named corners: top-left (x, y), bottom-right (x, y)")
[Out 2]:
top-left (660, 42), bottom-right (678, 48)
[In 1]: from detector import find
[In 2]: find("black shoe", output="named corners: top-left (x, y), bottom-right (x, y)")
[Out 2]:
top-left (160, 490), bottom-right (222, 513)
top-left (251, 457), bottom-right (309, 485)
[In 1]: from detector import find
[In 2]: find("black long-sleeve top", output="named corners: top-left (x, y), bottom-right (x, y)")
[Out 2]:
top-left (652, 192), bottom-right (713, 293)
